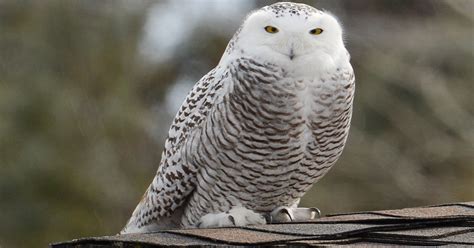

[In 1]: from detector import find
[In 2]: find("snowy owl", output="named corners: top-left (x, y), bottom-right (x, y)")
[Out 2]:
top-left (121, 2), bottom-right (355, 234)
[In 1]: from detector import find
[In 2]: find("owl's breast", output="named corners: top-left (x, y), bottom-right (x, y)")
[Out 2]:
top-left (185, 58), bottom-right (354, 216)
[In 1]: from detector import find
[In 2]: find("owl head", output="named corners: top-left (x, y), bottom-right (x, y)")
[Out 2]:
top-left (223, 2), bottom-right (348, 72)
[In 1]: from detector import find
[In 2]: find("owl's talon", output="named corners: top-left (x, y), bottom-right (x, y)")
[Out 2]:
top-left (309, 207), bottom-right (322, 219)
top-left (270, 206), bottom-right (294, 223)
top-left (269, 207), bottom-right (322, 223)
top-left (197, 206), bottom-right (266, 228)
top-left (280, 208), bottom-right (293, 221)
top-left (228, 215), bottom-right (236, 226)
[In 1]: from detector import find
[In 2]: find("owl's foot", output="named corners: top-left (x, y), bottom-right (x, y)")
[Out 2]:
top-left (267, 206), bottom-right (321, 223)
top-left (197, 206), bottom-right (266, 228)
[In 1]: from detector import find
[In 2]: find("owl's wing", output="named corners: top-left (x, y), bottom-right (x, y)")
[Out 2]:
top-left (121, 67), bottom-right (229, 234)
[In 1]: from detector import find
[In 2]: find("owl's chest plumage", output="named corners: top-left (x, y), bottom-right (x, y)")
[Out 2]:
top-left (179, 57), bottom-right (354, 227)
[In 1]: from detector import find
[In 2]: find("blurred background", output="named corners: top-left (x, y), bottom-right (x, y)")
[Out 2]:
top-left (0, 0), bottom-right (472, 247)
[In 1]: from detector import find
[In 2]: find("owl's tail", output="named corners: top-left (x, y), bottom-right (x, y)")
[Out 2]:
top-left (119, 187), bottom-right (151, 234)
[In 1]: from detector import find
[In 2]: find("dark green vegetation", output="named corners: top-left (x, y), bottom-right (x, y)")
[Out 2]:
top-left (0, 1), bottom-right (472, 247)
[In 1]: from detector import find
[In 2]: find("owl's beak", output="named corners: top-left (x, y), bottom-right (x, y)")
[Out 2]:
top-left (289, 48), bottom-right (295, 60)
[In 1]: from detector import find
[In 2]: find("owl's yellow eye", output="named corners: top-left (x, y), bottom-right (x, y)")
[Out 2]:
top-left (264, 26), bottom-right (279, 34)
top-left (309, 28), bottom-right (324, 35)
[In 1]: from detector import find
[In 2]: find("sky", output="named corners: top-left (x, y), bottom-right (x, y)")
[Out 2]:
top-left (140, 0), bottom-right (255, 64)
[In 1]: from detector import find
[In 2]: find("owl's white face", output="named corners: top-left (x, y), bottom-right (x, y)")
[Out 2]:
top-left (224, 4), bottom-right (348, 75)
